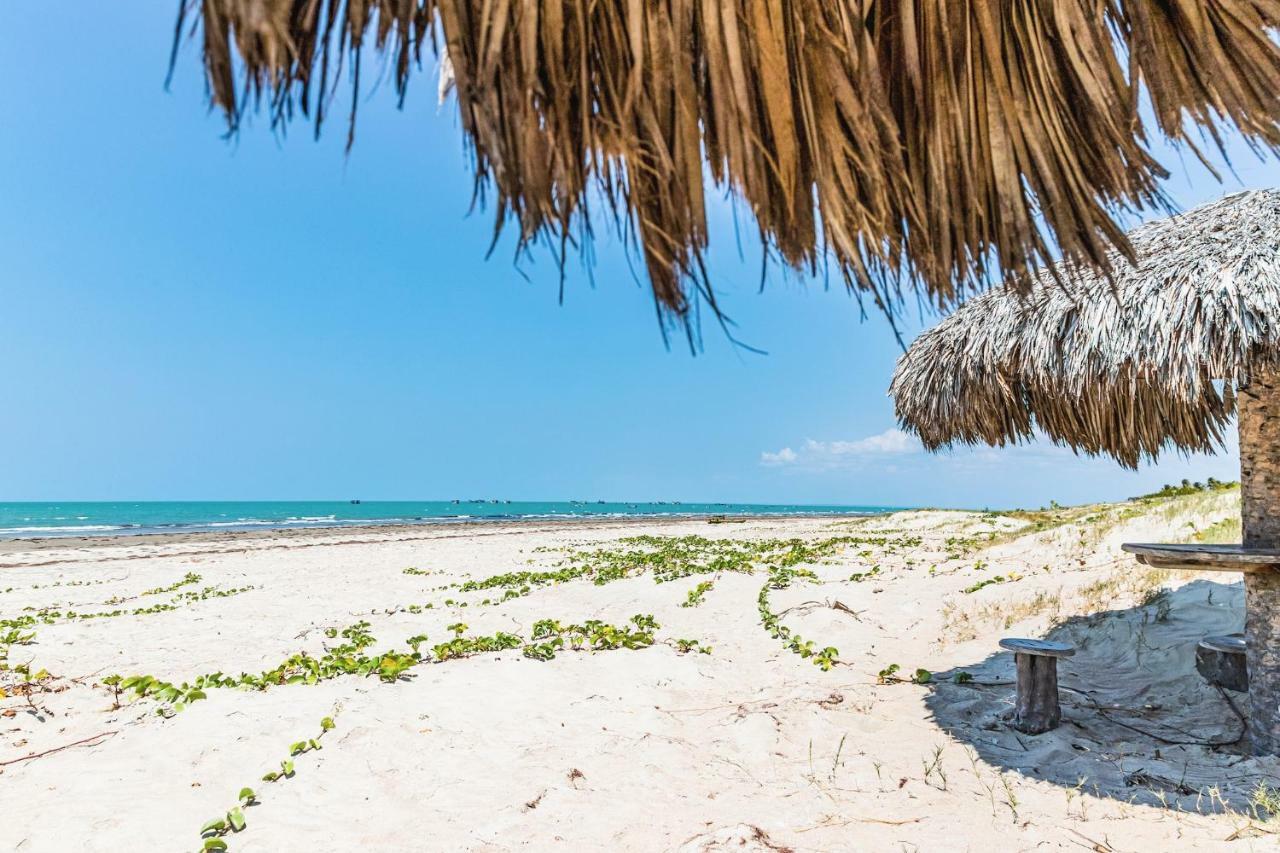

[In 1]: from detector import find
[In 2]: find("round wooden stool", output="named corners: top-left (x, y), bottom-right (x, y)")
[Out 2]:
top-left (1196, 633), bottom-right (1248, 692)
top-left (999, 638), bottom-right (1076, 734)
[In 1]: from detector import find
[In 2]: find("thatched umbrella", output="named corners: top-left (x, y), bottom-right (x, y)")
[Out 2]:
top-left (889, 188), bottom-right (1280, 754)
top-left (173, 1), bottom-right (1280, 331)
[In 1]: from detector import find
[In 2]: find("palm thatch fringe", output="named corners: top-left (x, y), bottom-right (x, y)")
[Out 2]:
top-left (890, 189), bottom-right (1280, 468)
top-left (175, 1), bottom-right (1280, 328)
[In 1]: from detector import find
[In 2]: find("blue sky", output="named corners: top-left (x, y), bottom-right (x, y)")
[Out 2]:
top-left (0, 6), bottom-right (1270, 508)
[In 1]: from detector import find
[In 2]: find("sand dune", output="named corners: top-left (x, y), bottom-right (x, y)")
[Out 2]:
top-left (3, 490), bottom-right (1277, 851)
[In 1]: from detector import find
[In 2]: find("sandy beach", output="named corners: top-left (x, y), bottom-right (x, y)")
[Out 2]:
top-left (14, 6), bottom-right (1280, 851)
top-left (3, 489), bottom-right (1277, 851)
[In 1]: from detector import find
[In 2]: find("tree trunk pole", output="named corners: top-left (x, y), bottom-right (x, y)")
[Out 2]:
top-left (1238, 369), bottom-right (1280, 755)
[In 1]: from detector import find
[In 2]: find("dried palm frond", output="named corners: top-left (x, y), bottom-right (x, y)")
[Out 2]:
top-left (890, 189), bottom-right (1280, 468)
top-left (175, 1), bottom-right (1280, 329)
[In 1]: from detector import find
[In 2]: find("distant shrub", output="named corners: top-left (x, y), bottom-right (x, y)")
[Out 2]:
top-left (1134, 478), bottom-right (1238, 500)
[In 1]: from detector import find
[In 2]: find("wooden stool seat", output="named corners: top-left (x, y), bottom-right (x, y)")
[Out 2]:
top-left (998, 638), bottom-right (1076, 658)
top-left (1000, 637), bottom-right (1076, 734)
top-left (1201, 634), bottom-right (1246, 654)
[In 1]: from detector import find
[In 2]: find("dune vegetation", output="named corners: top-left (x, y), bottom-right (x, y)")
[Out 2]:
top-left (3, 485), bottom-right (1278, 850)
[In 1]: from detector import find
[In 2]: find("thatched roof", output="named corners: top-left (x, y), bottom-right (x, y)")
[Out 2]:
top-left (175, 1), bottom-right (1280, 330)
top-left (890, 189), bottom-right (1280, 468)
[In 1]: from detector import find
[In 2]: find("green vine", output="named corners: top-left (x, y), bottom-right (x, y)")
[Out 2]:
top-left (197, 712), bottom-right (338, 851)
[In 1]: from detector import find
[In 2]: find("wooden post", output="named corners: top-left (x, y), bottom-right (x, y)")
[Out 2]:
top-left (1238, 369), bottom-right (1280, 755)
top-left (1013, 653), bottom-right (1061, 734)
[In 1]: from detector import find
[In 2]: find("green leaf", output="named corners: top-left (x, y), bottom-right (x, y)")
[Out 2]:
top-left (227, 807), bottom-right (246, 832)
top-left (203, 840), bottom-right (228, 852)
top-left (199, 818), bottom-right (226, 836)
top-left (261, 771), bottom-right (279, 782)
top-left (320, 716), bottom-right (335, 731)
top-left (238, 787), bottom-right (255, 803)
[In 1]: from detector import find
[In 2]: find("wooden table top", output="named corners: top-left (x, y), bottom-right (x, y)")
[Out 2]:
top-left (1122, 543), bottom-right (1280, 573)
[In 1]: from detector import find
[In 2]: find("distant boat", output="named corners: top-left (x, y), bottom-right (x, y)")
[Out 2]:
top-left (349, 499), bottom-right (361, 504)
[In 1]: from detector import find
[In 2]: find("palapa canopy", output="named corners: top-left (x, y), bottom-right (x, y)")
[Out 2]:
top-left (891, 188), bottom-right (1280, 756)
top-left (176, 1), bottom-right (1280, 328)
top-left (890, 189), bottom-right (1280, 468)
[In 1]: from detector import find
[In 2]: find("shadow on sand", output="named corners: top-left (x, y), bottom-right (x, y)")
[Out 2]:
top-left (924, 579), bottom-right (1280, 813)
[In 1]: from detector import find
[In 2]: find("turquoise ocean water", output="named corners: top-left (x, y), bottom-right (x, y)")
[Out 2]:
top-left (0, 501), bottom-right (900, 539)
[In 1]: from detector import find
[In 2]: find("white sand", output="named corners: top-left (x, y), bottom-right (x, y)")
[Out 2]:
top-left (3, 492), bottom-right (1278, 851)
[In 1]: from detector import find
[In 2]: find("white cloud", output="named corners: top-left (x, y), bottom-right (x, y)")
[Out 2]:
top-left (756, 422), bottom-right (1241, 507)
top-left (761, 428), bottom-right (920, 470)
top-left (760, 447), bottom-right (799, 466)
top-left (807, 428), bottom-right (919, 457)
